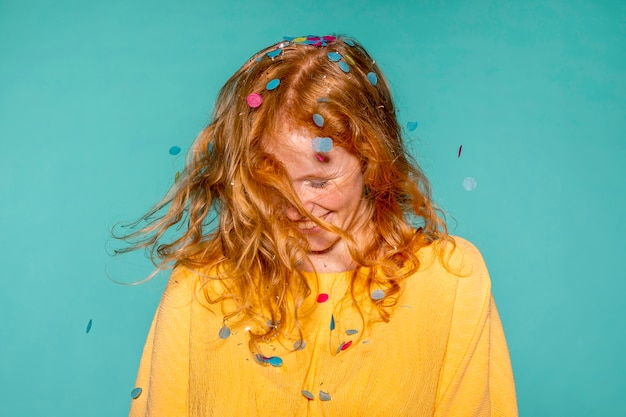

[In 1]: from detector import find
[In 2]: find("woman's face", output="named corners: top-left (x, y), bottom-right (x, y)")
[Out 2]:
top-left (269, 129), bottom-right (370, 264)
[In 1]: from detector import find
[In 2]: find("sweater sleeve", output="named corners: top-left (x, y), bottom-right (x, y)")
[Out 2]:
top-left (434, 240), bottom-right (518, 417)
top-left (128, 267), bottom-right (193, 417)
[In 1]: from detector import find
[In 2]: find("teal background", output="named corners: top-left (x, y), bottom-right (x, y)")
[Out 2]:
top-left (1, 0), bottom-right (624, 415)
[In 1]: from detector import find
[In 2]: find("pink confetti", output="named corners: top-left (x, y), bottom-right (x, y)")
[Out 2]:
top-left (316, 154), bottom-right (325, 162)
top-left (317, 293), bottom-right (329, 303)
top-left (246, 93), bottom-right (262, 108)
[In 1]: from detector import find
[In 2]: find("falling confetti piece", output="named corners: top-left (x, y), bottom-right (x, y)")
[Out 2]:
top-left (317, 293), bottom-right (329, 303)
top-left (463, 177), bottom-right (477, 191)
top-left (338, 61), bottom-right (350, 73)
top-left (371, 289), bottom-right (385, 300)
top-left (313, 113), bottom-right (325, 127)
top-left (406, 121), bottom-right (418, 131)
top-left (330, 315), bottom-right (335, 331)
top-left (312, 137), bottom-right (333, 153)
top-left (174, 171), bottom-right (180, 182)
top-left (458, 145), bottom-right (463, 158)
top-left (367, 72), bottom-right (378, 86)
top-left (218, 325), bottom-right (231, 339)
top-left (327, 51), bottom-right (341, 62)
top-left (86, 319), bottom-right (92, 334)
top-left (266, 78), bottom-right (280, 90)
top-left (302, 390), bottom-right (315, 400)
top-left (246, 93), bottom-right (262, 108)
top-left (341, 340), bottom-right (353, 351)
top-left (131, 387), bottom-right (142, 399)
top-left (319, 391), bottom-right (332, 401)
top-left (294, 340), bottom-right (306, 350)
top-left (346, 329), bottom-right (359, 335)
top-left (169, 146), bottom-right (181, 155)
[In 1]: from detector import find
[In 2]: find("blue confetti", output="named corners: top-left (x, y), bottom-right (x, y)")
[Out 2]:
top-left (330, 315), bottom-right (336, 331)
top-left (267, 356), bottom-right (283, 367)
top-left (130, 387), bottom-right (142, 399)
top-left (313, 113), bottom-right (324, 127)
top-left (312, 137), bottom-right (333, 153)
top-left (463, 177), bottom-right (477, 191)
top-left (317, 97), bottom-right (330, 103)
top-left (338, 61), bottom-right (350, 73)
top-left (346, 329), bottom-right (358, 335)
top-left (169, 146), bottom-right (181, 155)
top-left (343, 39), bottom-right (355, 47)
top-left (266, 78), bottom-right (280, 90)
top-left (86, 319), bottom-right (92, 334)
top-left (371, 289), bottom-right (385, 300)
top-left (367, 72), bottom-right (378, 86)
top-left (327, 51), bottom-right (341, 62)
top-left (218, 325), bottom-right (231, 339)
top-left (302, 390), bottom-right (315, 400)
top-left (319, 391), bottom-right (332, 401)
top-left (267, 49), bottom-right (282, 58)
top-left (294, 340), bottom-right (306, 350)
top-left (407, 121), bottom-right (418, 131)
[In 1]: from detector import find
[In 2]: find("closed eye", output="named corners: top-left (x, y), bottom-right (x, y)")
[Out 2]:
top-left (309, 180), bottom-right (329, 189)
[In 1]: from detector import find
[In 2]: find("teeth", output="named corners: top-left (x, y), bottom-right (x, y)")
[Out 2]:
top-left (298, 220), bottom-right (317, 230)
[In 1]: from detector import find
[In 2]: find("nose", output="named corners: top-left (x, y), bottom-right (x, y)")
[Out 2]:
top-left (284, 200), bottom-right (316, 221)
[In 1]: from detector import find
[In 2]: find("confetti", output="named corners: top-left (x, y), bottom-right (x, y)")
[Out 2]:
top-left (319, 391), bottom-right (332, 401)
top-left (330, 315), bottom-right (335, 331)
top-left (346, 329), bottom-right (359, 335)
top-left (294, 340), bottom-right (306, 350)
top-left (218, 325), bottom-right (231, 339)
top-left (458, 145), bottom-right (463, 158)
top-left (169, 146), bottom-right (181, 155)
top-left (174, 171), bottom-right (180, 182)
top-left (312, 137), bottom-right (333, 153)
top-left (86, 319), bottom-right (92, 334)
top-left (343, 39), bottom-right (355, 47)
top-left (317, 293), bottom-right (329, 303)
top-left (313, 113), bottom-right (324, 127)
top-left (463, 177), bottom-right (477, 191)
top-left (246, 93), bottom-right (262, 108)
top-left (266, 78), bottom-right (280, 90)
top-left (338, 61), bottom-right (350, 73)
top-left (367, 72), bottom-right (378, 86)
top-left (302, 390), bottom-right (315, 400)
top-left (267, 49), bottom-right (282, 58)
top-left (317, 97), bottom-right (330, 103)
top-left (406, 121), bottom-right (418, 131)
top-left (130, 387), bottom-right (142, 399)
top-left (371, 289), bottom-right (385, 300)
top-left (327, 51), bottom-right (341, 62)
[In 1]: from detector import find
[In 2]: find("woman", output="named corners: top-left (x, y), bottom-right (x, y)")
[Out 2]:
top-left (120, 34), bottom-right (517, 416)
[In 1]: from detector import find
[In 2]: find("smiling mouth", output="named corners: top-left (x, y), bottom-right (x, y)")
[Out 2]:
top-left (296, 214), bottom-right (330, 231)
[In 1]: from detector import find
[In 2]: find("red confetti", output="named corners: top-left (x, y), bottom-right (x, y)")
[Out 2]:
top-left (317, 293), bottom-right (329, 303)
top-left (341, 340), bottom-right (353, 351)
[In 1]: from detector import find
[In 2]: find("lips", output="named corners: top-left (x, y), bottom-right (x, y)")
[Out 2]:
top-left (296, 213), bottom-right (330, 231)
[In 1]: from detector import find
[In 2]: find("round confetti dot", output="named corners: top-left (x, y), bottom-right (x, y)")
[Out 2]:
top-left (294, 339), bottom-right (306, 350)
top-left (463, 177), bottom-right (477, 191)
top-left (266, 78), bottom-right (280, 90)
top-left (346, 329), bottom-right (359, 335)
top-left (302, 390), bottom-right (315, 400)
top-left (338, 61), bottom-right (350, 72)
top-left (313, 113), bottom-right (324, 127)
top-left (266, 356), bottom-right (283, 367)
top-left (169, 146), bottom-right (181, 155)
top-left (407, 121), bottom-right (418, 131)
top-left (367, 72), bottom-right (378, 86)
top-left (317, 293), bottom-right (329, 303)
top-left (319, 391), bottom-right (332, 401)
top-left (130, 387), bottom-right (142, 399)
top-left (267, 49), bottom-right (282, 58)
top-left (327, 51), bottom-right (341, 62)
top-left (343, 39), bottom-right (355, 46)
top-left (312, 137), bottom-right (333, 153)
top-left (218, 325), bottom-right (231, 339)
top-left (246, 93), bottom-right (262, 108)
top-left (371, 289), bottom-right (385, 300)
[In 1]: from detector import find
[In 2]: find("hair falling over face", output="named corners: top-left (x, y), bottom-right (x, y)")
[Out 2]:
top-left (112, 34), bottom-right (449, 353)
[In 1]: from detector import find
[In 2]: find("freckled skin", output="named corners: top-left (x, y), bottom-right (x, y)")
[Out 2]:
top-left (269, 130), bottom-right (371, 272)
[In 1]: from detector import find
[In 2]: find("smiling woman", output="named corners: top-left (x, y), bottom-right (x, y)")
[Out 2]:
top-left (114, 34), bottom-right (517, 417)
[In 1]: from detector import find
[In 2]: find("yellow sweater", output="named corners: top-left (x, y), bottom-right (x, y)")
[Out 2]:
top-left (129, 237), bottom-right (517, 416)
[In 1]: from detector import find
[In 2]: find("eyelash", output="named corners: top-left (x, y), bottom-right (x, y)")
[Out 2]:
top-left (310, 180), bottom-right (329, 189)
